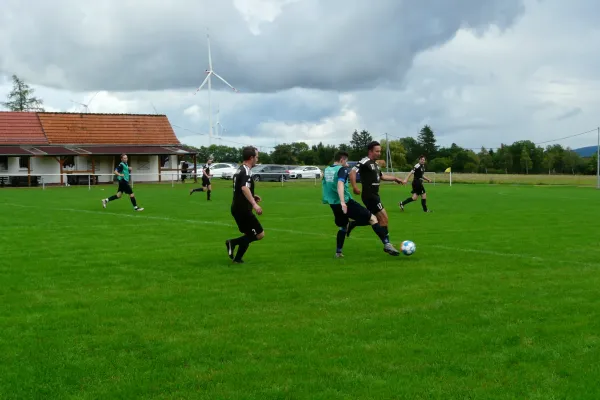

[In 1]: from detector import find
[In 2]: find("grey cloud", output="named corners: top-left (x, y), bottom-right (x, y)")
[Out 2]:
top-left (0, 0), bottom-right (525, 93)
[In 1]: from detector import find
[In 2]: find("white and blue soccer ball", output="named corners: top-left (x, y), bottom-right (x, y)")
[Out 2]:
top-left (401, 240), bottom-right (416, 256)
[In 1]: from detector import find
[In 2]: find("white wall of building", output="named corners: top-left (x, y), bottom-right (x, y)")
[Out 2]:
top-left (1, 154), bottom-right (179, 185)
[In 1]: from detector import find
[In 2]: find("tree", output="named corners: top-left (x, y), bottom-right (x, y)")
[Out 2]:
top-left (380, 140), bottom-right (407, 171)
top-left (417, 125), bottom-right (438, 159)
top-left (520, 146), bottom-right (532, 174)
top-left (562, 147), bottom-right (582, 174)
top-left (1, 75), bottom-right (45, 111)
top-left (350, 129), bottom-right (373, 158)
top-left (400, 136), bottom-right (422, 164)
top-left (542, 152), bottom-right (556, 174)
top-left (478, 147), bottom-right (493, 173)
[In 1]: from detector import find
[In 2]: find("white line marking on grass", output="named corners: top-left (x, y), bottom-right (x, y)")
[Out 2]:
top-left (4, 202), bottom-right (598, 268)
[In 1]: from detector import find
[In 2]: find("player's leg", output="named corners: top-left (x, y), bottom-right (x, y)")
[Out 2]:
top-left (420, 188), bottom-right (431, 212)
top-left (330, 205), bottom-right (349, 257)
top-left (189, 186), bottom-right (204, 195)
top-left (348, 200), bottom-right (399, 256)
top-left (121, 183), bottom-right (143, 211)
top-left (226, 212), bottom-right (264, 263)
top-left (399, 186), bottom-right (419, 211)
top-left (206, 182), bottom-right (212, 201)
top-left (102, 186), bottom-right (123, 208)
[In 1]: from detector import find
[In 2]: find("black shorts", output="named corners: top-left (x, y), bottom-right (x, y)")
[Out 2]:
top-left (118, 180), bottom-right (133, 195)
top-left (202, 177), bottom-right (211, 187)
top-left (361, 194), bottom-right (384, 215)
top-left (330, 199), bottom-right (372, 228)
top-left (411, 181), bottom-right (426, 195)
top-left (231, 207), bottom-right (264, 237)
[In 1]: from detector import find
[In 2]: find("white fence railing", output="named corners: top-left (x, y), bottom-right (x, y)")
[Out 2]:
top-left (0, 171), bottom-right (439, 190)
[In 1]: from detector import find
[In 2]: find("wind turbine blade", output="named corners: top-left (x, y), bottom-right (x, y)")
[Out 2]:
top-left (206, 31), bottom-right (213, 71)
top-left (212, 72), bottom-right (239, 92)
top-left (193, 73), bottom-right (211, 95)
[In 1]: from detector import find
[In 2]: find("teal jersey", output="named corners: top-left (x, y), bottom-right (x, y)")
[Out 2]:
top-left (322, 164), bottom-right (352, 204)
top-left (116, 162), bottom-right (130, 182)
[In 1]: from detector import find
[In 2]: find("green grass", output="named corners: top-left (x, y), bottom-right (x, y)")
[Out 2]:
top-left (1, 180), bottom-right (600, 399)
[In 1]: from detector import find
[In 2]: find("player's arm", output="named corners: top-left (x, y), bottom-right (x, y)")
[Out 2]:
top-left (114, 164), bottom-right (124, 177)
top-left (403, 169), bottom-right (415, 185)
top-left (203, 167), bottom-right (210, 178)
top-left (423, 174), bottom-right (432, 183)
top-left (337, 168), bottom-right (349, 212)
top-left (349, 164), bottom-right (360, 194)
top-left (381, 172), bottom-right (403, 184)
top-left (239, 173), bottom-right (262, 214)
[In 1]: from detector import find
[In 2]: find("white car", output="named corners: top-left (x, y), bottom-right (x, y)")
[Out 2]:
top-left (288, 165), bottom-right (322, 179)
top-left (210, 163), bottom-right (238, 179)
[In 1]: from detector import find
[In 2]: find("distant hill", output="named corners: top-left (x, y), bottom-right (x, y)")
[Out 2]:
top-left (574, 146), bottom-right (598, 157)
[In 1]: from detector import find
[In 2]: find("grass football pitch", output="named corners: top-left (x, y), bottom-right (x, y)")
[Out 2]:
top-left (1, 180), bottom-right (599, 399)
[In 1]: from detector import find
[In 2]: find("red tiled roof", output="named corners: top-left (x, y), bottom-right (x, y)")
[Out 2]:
top-left (0, 112), bottom-right (48, 144)
top-left (37, 113), bottom-right (181, 145)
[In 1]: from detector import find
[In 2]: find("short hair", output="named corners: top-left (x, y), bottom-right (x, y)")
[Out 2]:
top-left (419, 155), bottom-right (426, 159)
top-left (334, 151), bottom-right (349, 162)
top-left (120, 153), bottom-right (127, 159)
top-left (242, 146), bottom-right (258, 161)
top-left (367, 141), bottom-right (381, 151)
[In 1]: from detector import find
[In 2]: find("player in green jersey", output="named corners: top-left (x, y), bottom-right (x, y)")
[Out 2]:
top-left (102, 154), bottom-right (144, 211)
top-left (322, 151), bottom-right (400, 257)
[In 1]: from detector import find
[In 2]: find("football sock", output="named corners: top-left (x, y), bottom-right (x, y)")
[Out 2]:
top-left (191, 188), bottom-right (204, 193)
top-left (130, 196), bottom-right (137, 207)
top-left (107, 195), bottom-right (119, 202)
top-left (401, 197), bottom-right (413, 206)
top-left (233, 235), bottom-right (257, 261)
top-left (383, 225), bottom-right (390, 243)
top-left (336, 228), bottom-right (346, 253)
top-left (421, 199), bottom-right (428, 211)
top-left (371, 223), bottom-right (389, 244)
top-left (207, 190), bottom-right (211, 200)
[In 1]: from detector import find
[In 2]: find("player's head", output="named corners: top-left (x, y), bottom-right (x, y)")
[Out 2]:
top-left (207, 156), bottom-right (213, 164)
top-left (367, 141), bottom-right (381, 160)
top-left (419, 155), bottom-right (426, 165)
top-left (334, 151), bottom-right (349, 166)
top-left (121, 154), bottom-right (128, 163)
top-left (242, 146), bottom-right (259, 167)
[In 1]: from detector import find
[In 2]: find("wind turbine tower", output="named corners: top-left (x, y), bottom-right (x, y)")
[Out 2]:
top-left (194, 31), bottom-right (238, 146)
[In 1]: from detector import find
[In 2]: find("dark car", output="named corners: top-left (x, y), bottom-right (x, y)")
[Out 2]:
top-left (346, 161), bottom-right (361, 183)
top-left (250, 164), bottom-right (290, 182)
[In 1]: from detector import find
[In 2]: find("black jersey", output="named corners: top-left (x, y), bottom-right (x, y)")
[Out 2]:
top-left (203, 164), bottom-right (211, 177)
top-left (353, 157), bottom-right (382, 196)
top-left (232, 165), bottom-right (254, 211)
top-left (411, 163), bottom-right (425, 181)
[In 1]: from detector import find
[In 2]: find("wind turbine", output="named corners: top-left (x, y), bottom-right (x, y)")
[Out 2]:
top-left (193, 31), bottom-right (238, 146)
top-left (215, 105), bottom-right (226, 145)
top-left (69, 91), bottom-right (100, 113)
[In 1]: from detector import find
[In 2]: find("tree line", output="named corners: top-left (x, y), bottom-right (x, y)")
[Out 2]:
top-left (188, 126), bottom-right (598, 175)
top-left (3, 75), bottom-right (596, 175)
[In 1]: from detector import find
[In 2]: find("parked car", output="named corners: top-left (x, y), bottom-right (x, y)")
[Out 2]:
top-left (347, 161), bottom-right (361, 183)
top-left (288, 165), bottom-right (322, 179)
top-left (250, 164), bottom-right (290, 182)
top-left (210, 163), bottom-right (238, 179)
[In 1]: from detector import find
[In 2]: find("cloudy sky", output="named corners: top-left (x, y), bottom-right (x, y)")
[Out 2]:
top-left (1, 0), bottom-right (599, 152)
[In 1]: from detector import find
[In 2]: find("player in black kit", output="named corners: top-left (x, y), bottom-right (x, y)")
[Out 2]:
top-left (190, 157), bottom-right (213, 200)
top-left (399, 155), bottom-right (432, 212)
top-left (225, 146), bottom-right (264, 264)
top-left (348, 141), bottom-right (403, 256)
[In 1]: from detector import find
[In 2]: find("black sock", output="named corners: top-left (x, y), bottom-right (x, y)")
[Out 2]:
top-left (107, 195), bottom-right (119, 202)
top-left (192, 188), bottom-right (204, 193)
top-left (383, 225), bottom-right (390, 243)
top-left (371, 223), bottom-right (389, 244)
top-left (130, 196), bottom-right (137, 208)
top-left (233, 235), bottom-right (257, 261)
top-left (402, 197), bottom-right (413, 206)
top-left (336, 229), bottom-right (346, 253)
top-left (421, 198), bottom-right (428, 211)
top-left (207, 190), bottom-right (211, 200)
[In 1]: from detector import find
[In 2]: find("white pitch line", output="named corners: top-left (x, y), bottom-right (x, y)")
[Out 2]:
top-left (3, 202), bottom-right (598, 268)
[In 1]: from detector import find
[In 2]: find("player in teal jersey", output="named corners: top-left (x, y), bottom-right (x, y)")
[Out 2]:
top-left (322, 151), bottom-right (399, 257)
top-left (102, 154), bottom-right (144, 211)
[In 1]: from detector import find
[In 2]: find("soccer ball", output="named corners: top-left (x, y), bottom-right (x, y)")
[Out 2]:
top-left (401, 240), bottom-right (416, 256)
